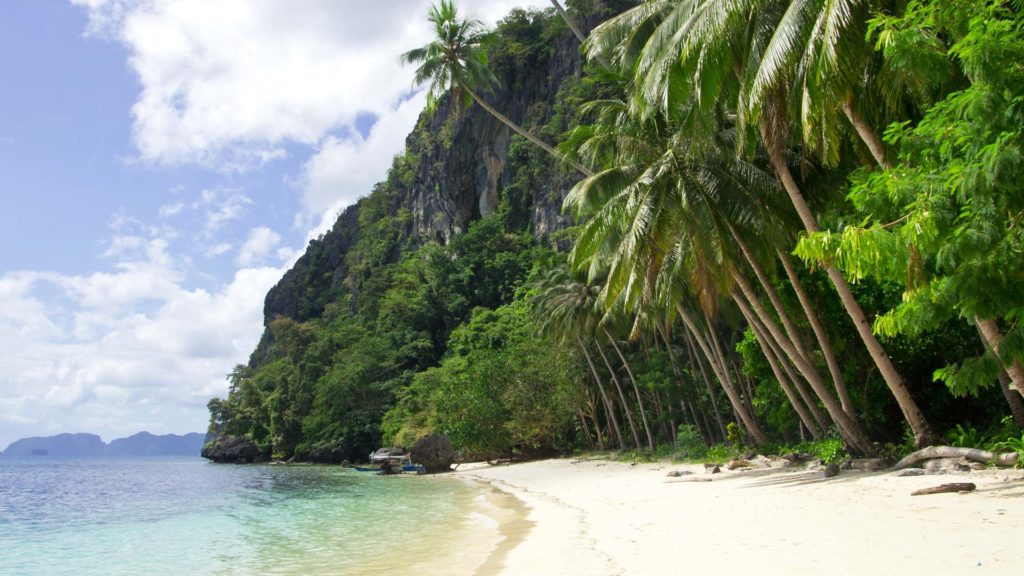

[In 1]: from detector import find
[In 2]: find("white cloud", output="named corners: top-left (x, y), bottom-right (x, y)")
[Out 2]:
top-left (204, 242), bottom-right (232, 258)
top-left (71, 0), bottom-right (553, 169)
top-left (297, 90), bottom-right (428, 226)
top-left (236, 226), bottom-right (281, 267)
top-left (0, 246), bottom-right (286, 448)
top-left (158, 202), bottom-right (185, 217)
top-left (197, 188), bottom-right (252, 232)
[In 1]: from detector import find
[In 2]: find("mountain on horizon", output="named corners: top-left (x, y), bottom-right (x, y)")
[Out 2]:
top-left (1, 431), bottom-right (206, 458)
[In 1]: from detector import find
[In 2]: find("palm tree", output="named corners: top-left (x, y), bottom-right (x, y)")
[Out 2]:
top-left (532, 267), bottom-right (632, 450)
top-left (585, 0), bottom-right (938, 447)
top-left (402, 0), bottom-right (592, 176)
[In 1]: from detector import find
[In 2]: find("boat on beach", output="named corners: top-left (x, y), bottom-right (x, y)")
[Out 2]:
top-left (354, 447), bottom-right (426, 475)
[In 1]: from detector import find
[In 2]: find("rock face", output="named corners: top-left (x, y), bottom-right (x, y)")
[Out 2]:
top-left (247, 1), bottom-right (635, 366)
top-left (411, 434), bottom-right (456, 473)
top-left (201, 435), bottom-right (263, 464)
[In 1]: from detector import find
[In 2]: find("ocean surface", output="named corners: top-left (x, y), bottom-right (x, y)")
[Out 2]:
top-left (0, 457), bottom-right (505, 575)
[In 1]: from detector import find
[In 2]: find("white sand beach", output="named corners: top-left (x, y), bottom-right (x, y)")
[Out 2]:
top-left (456, 458), bottom-right (1024, 576)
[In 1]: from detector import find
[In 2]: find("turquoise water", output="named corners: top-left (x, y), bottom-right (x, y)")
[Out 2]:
top-left (0, 458), bottom-right (501, 575)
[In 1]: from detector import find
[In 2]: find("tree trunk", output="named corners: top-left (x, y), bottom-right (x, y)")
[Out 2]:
top-left (596, 342), bottom-right (642, 450)
top-left (677, 305), bottom-right (768, 445)
top-left (842, 97), bottom-right (892, 170)
top-left (578, 338), bottom-right (626, 450)
top-left (603, 327), bottom-right (656, 451)
top-left (777, 249), bottom-right (855, 414)
top-left (976, 318), bottom-right (1024, 400)
top-left (548, 1), bottom-right (613, 69)
top-left (765, 138), bottom-right (937, 448)
top-left (894, 446), bottom-right (1019, 470)
top-left (683, 329), bottom-right (728, 441)
top-left (738, 299), bottom-right (823, 438)
top-left (464, 86), bottom-right (592, 176)
top-left (998, 371), bottom-right (1024, 428)
top-left (732, 274), bottom-right (873, 454)
top-left (730, 226), bottom-right (810, 362)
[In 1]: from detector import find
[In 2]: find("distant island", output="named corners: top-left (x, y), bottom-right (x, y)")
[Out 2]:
top-left (1, 431), bottom-right (206, 458)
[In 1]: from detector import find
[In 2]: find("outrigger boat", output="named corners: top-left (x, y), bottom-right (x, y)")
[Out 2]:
top-left (354, 447), bottom-right (426, 474)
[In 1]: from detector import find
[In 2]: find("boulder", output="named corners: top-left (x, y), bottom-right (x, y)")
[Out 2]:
top-left (201, 435), bottom-right (262, 464)
top-left (666, 470), bottom-right (692, 477)
top-left (411, 434), bottom-right (456, 473)
top-left (823, 463), bottom-right (840, 478)
top-left (726, 459), bottom-right (752, 470)
top-left (706, 465), bottom-right (721, 474)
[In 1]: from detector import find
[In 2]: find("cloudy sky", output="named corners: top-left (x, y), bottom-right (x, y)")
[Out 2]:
top-left (0, 0), bottom-right (552, 450)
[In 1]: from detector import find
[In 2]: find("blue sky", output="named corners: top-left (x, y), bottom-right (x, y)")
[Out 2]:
top-left (0, 0), bottom-right (550, 449)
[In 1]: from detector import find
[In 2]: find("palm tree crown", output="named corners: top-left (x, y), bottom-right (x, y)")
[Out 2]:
top-left (400, 0), bottom-right (498, 114)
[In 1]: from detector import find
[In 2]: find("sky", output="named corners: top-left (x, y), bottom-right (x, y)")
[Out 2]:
top-left (0, 0), bottom-right (552, 450)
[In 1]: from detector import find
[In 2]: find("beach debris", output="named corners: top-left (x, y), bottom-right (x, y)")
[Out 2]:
top-left (726, 459), bottom-right (753, 470)
top-left (822, 463), bottom-right (840, 478)
top-left (911, 483), bottom-right (976, 496)
top-left (893, 469), bottom-right (925, 477)
top-left (892, 446), bottom-right (1018, 470)
top-left (780, 452), bottom-right (813, 463)
top-left (923, 457), bottom-right (963, 472)
top-left (704, 464), bottom-right (721, 474)
top-left (805, 459), bottom-right (823, 471)
top-left (666, 470), bottom-right (692, 477)
top-left (849, 458), bottom-right (889, 471)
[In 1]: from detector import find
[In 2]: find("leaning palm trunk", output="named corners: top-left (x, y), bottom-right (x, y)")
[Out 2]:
top-left (578, 337), bottom-right (626, 450)
top-left (595, 342), bottom-right (643, 450)
top-left (732, 271), bottom-right (873, 453)
top-left (740, 302), bottom-right (823, 438)
top-left (603, 327), bottom-right (656, 450)
top-left (463, 86), bottom-right (592, 176)
top-left (998, 371), bottom-right (1024, 428)
top-left (777, 249), bottom-right (855, 414)
top-left (729, 226), bottom-right (810, 363)
top-left (677, 305), bottom-right (767, 445)
top-left (737, 289), bottom-right (831, 428)
top-left (842, 97), bottom-right (892, 170)
top-left (683, 330), bottom-right (728, 441)
top-left (549, 0), bottom-right (613, 69)
top-left (764, 136), bottom-right (937, 448)
top-left (976, 318), bottom-right (1024, 400)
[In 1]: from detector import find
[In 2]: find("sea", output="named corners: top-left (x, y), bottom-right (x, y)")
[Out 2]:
top-left (0, 457), bottom-right (514, 576)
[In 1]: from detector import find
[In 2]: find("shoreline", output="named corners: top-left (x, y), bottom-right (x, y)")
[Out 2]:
top-left (455, 457), bottom-right (1024, 575)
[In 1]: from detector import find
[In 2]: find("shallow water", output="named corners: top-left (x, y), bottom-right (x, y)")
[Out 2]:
top-left (0, 457), bottom-right (501, 575)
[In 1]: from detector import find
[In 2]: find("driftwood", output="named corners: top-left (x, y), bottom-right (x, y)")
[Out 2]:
top-left (893, 446), bottom-right (1019, 470)
top-left (911, 483), bottom-right (976, 496)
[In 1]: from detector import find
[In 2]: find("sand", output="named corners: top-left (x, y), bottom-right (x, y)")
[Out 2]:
top-left (455, 458), bottom-right (1024, 576)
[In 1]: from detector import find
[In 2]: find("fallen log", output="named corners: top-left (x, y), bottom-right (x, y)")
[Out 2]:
top-left (892, 446), bottom-right (1018, 470)
top-left (911, 483), bottom-right (976, 496)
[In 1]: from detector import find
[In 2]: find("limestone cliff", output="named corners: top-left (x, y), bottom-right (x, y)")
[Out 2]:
top-left (252, 1), bottom-right (632, 366)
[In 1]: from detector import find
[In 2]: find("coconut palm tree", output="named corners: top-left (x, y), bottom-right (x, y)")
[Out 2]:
top-left (532, 267), bottom-right (633, 450)
top-left (584, 0), bottom-right (938, 447)
top-left (402, 0), bottom-right (592, 176)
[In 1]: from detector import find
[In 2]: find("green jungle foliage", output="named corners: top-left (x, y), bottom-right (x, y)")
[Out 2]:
top-left (209, 0), bottom-right (1024, 464)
